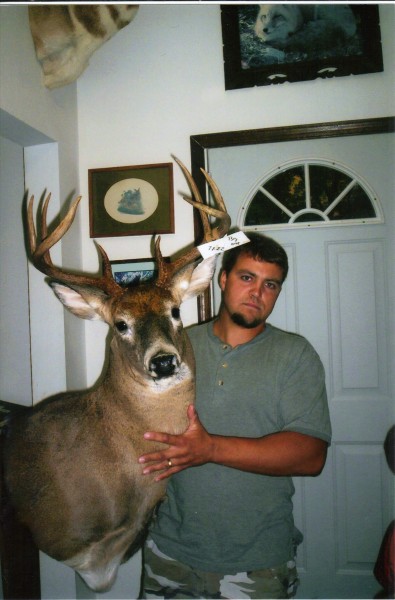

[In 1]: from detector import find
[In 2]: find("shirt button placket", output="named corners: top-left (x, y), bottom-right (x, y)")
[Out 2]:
top-left (218, 346), bottom-right (229, 386)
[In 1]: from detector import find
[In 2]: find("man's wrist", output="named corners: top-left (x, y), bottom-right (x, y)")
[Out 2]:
top-left (207, 434), bottom-right (224, 465)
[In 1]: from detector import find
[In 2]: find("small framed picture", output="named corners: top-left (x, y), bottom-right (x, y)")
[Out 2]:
top-left (221, 4), bottom-right (383, 90)
top-left (89, 163), bottom-right (174, 238)
top-left (110, 258), bottom-right (169, 287)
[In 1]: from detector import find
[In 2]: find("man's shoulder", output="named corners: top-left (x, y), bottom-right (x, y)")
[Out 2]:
top-left (186, 321), bottom-right (211, 343)
top-left (264, 324), bottom-right (309, 346)
top-left (187, 321), bottom-right (211, 335)
top-left (263, 325), bottom-right (320, 359)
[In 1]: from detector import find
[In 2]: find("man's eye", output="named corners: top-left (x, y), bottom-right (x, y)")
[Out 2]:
top-left (265, 281), bottom-right (281, 292)
top-left (241, 275), bottom-right (252, 282)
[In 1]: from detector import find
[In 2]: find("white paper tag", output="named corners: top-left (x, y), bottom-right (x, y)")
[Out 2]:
top-left (198, 231), bottom-right (250, 259)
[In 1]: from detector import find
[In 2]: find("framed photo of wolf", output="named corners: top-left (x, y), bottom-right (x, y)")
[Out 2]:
top-left (221, 5), bottom-right (383, 90)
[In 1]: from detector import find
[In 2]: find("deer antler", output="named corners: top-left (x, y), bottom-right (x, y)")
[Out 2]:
top-left (155, 157), bottom-right (231, 287)
top-left (27, 194), bottom-right (123, 297)
top-left (27, 160), bottom-right (229, 295)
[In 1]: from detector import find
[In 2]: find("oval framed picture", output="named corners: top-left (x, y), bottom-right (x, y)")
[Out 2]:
top-left (89, 163), bottom-right (174, 237)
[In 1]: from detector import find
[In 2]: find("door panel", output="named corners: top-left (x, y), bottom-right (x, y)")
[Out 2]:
top-left (328, 240), bottom-right (387, 396)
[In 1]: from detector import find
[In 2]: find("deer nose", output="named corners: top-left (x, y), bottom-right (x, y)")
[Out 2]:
top-left (149, 354), bottom-right (178, 379)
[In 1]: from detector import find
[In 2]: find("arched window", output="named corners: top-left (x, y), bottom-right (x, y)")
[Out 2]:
top-left (238, 159), bottom-right (384, 230)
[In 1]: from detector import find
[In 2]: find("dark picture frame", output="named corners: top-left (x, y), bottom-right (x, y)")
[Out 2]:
top-left (89, 163), bottom-right (174, 238)
top-left (190, 116), bottom-right (395, 322)
top-left (221, 4), bottom-right (383, 90)
top-left (110, 258), bottom-right (169, 286)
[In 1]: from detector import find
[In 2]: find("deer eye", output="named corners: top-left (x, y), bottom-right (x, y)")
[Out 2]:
top-left (115, 320), bottom-right (128, 333)
top-left (171, 307), bottom-right (180, 320)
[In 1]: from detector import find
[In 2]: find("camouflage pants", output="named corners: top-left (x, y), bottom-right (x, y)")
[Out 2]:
top-left (141, 538), bottom-right (299, 599)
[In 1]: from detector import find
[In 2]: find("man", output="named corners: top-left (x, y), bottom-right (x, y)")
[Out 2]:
top-left (139, 233), bottom-right (332, 599)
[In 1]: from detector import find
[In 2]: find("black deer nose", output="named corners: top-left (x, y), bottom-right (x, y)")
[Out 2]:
top-left (149, 354), bottom-right (177, 379)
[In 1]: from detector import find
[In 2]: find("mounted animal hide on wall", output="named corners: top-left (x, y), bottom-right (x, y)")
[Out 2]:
top-left (28, 4), bottom-right (138, 89)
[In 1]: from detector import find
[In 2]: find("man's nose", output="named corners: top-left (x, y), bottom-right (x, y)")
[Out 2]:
top-left (250, 283), bottom-right (262, 298)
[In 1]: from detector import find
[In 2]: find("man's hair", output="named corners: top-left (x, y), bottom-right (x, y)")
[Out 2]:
top-left (221, 232), bottom-right (289, 282)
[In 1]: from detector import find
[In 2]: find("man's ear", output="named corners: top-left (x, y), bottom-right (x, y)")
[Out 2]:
top-left (219, 268), bottom-right (227, 293)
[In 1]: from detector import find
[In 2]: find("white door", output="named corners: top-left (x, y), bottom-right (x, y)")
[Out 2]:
top-left (205, 129), bottom-right (394, 598)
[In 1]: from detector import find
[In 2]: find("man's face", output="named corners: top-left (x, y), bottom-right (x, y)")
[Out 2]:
top-left (219, 254), bottom-right (283, 329)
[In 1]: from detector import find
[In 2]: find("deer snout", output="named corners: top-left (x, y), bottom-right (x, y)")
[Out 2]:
top-left (149, 354), bottom-right (179, 379)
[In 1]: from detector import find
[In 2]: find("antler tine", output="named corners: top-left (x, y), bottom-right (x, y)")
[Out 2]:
top-left (41, 193), bottom-right (51, 245)
top-left (31, 195), bottom-right (81, 261)
top-left (155, 158), bottom-right (230, 288)
top-left (27, 194), bottom-right (38, 255)
top-left (28, 195), bottom-right (123, 297)
top-left (96, 244), bottom-right (124, 296)
top-left (173, 157), bottom-right (230, 242)
top-left (172, 156), bottom-right (212, 240)
top-left (200, 169), bottom-right (231, 239)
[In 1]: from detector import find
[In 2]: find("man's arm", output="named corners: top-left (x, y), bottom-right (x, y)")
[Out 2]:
top-left (139, 404), bottom-right (328, 481)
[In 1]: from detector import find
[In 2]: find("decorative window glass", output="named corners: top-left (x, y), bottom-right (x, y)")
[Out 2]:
top-left (238, 159), bottom-right (383, 230)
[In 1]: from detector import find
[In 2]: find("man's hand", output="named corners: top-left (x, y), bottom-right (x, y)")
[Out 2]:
top-left (139, 405), bottom-right (214, 481)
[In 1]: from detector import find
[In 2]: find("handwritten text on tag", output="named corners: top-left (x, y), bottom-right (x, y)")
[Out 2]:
top-left (198, 232), bottom-right (250, 259)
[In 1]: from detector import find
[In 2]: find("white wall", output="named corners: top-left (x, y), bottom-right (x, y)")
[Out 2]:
top-left (0, 5), bottom-right (86, 392)
top-left (77, 3), bottom-right (395, 385)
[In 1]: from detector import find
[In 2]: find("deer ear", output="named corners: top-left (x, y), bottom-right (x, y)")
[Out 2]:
top-left (172, 256), bottom-right (217, 303)
top-left (50, 282), bottom-right (109, 321)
